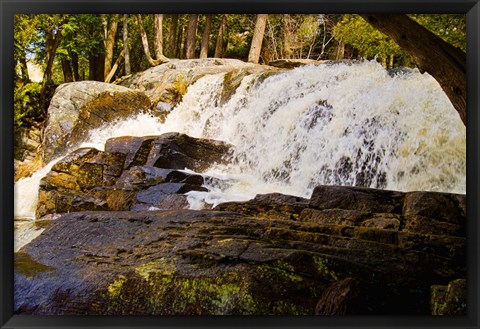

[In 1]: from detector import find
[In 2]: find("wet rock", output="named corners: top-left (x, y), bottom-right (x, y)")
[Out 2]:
top-left (315, 277), bottom-right (360, 315)
top-left (403, 191), bottom-right (465, 225)
top-left (430, 279), bottom-right (466, 315)
top-left (214, 193), bottom-right (309, 220)
top-left (269, 59), bottom-right (323, 69)
top-left (105, 132), bottom-right (233, 172)
top-left (43, 81), bottom-right (151, 162)
top-left (309, 185), bottom-right (404, 214)
top-left (15, 204), bottom-right (466, 315)
top-left (37, 134), bottom-right (228, 217)
top-left (135, 183), bottom-right (207, 205)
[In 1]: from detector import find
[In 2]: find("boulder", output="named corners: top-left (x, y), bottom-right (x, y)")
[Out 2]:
top-left (42, 82), bottom-right (151, 162)
top-left (105, 132), bottom-right (233, 172)
top-left (430, 279), bottom-right (467, 315)
top-left (36, 134), bottom-right (231, 217)
top-left (121, 59), bottom-right (282, 108)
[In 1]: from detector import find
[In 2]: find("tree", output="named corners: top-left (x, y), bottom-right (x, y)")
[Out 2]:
top-left (200, 15), bottom-right (212, 59)
top-left (123, 14), bottom-right (131, 75)
top-left (136, 14), bottom-right (169, 66)
top-left (248, 14), bottom-right (268, 63)
top-left (103, 14), bottom-right (119, 81)
top-left (186, 14), bottom-right (199, 59)
top-left (333, 15), bottom-right (406, 68)
top-left (214, 15), bottom-right (227, 58)
top-left (361, 14), bottom-right (466, 125)
top-left (42, 15), bottom-right (69, 86)
top-left (154, 14), bottom-right (165, 59)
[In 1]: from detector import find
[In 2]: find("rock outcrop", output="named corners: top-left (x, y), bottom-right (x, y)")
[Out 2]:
top-left (42, 81), bottom-right (152, 162)
top-left (36, 133), bottom-right (233, 218)
top-left (18, 183), bottom-right (466, 315)
top-left (120, 58), bottom-right (282, 108)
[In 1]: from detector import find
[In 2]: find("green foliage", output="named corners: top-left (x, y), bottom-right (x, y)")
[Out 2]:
top-left (14, 82), bottom-right (43, 128)
top-left (333, 15), bottom-right (406, 63)
top-left (409, 14), bottom-right (466, 52)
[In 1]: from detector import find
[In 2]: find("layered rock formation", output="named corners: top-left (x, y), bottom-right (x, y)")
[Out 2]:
top-left (36, 132), bottom-right (232, 218)
top-left (17, 180), bottom-right (466, 315)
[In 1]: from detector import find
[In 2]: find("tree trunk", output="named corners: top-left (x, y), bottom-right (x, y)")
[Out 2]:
top-left (361, 14), bottom-right (466, 125)
top-left (214, 15), bottom-right (227, 58)
top-left (137, 14), bottom-right (169, 66)
top-left (104, 14), bottom-right (119, 81)
top-left (200, 15), bottom-right (212, 59)
top-left (123, 14), bottom-right (131, 75)
top-left (18, 52), bottom-right (30, 83)
top-left (43, 27), bottom-right (63, 86)
top-left (177, 26), bottom-right (184, 58)
top-left (168, 14), bottom-right (179, 57)
top-left (248, 14), bottom-right (268, 64)
top-left (89, 53), bottom-right (105, 82)
top-left (336, 38), bottom-right (345, 60)
top-left (61, 58), bottom-right (74, 82)
top-left (71, 52), bottom-right (80, 81)
top-left (105, 49), bottom-right (125, 83)
top-left (154, 14), bottom-right (164, 59)
top-left (186, 14), bottom-right (199, 59)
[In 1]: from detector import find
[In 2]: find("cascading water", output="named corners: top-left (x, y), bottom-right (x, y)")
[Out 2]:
top-left (167, 61), bottom-right (465, 205)
top-left (14, 60), bottom-right (466, 249)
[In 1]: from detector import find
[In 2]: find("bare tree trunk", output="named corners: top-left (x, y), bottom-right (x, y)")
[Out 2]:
top-left (214, 15), bottom-right (227, 58)
top-left (168, 14), bottom-right (179, 57)
top-left (61, 58), bottom-right (74, 82)
top-left (137, 14), bottom-right (169, 66)
top-left (104, 14), bottom-right (119, 80)
top-left (186, 14), bottom-right (199, 59)
top-left (105, 49), bottom-right (125, 83)
top-left (200, 15), bottom-right (212, 59)
top-left (361, 14), bottom-right (466, 125)
top-left (336, 38), bottom-right (345, 60)
top-left (282, 15), bottom-right (292, 59)
top-left (123, 14), bottom-right (131, 75)
top-left (248, 14), bottom-right (268, 64)
top-left (154, 14), bottom-right (164, 59)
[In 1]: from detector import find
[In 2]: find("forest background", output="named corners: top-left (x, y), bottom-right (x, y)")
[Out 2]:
top-left (13, 13), bottom-right (466, 132)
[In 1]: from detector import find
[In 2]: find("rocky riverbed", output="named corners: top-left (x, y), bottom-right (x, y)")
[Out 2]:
top-left (15, 134), bottom-right (466, 315)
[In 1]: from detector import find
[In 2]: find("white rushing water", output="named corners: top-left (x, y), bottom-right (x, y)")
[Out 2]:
top-left (14, 60), bottom-right (466, 248)
top-left (168, 61), bottom-right (466, 204)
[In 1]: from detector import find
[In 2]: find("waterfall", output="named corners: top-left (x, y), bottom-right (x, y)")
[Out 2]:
top-left (166, 61), bottom-right (466, 205)
top-left (14, 60), bottom-right (466, 248)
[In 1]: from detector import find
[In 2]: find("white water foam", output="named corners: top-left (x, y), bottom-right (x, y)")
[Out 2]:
top-left (163, 61), bottom-right (465, 205)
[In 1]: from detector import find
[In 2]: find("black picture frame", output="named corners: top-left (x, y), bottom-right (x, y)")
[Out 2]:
top-left (1, 0), bottom-right (478, 328)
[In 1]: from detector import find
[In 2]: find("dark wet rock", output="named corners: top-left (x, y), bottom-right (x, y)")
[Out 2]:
top-left (299, 208), bottom-right (368, 226)
top-left (135, 183), bottom-right (207, 205)
top-left (430, 279), bottom-right (466, 315)
top-left (309, 185), bottom-right (404, 213)
top-left (214, 193), bottom-right (309, 221)
top-left (315, 277), bottom-right (360, 315)
top-left (15, 202), bottom-right (466, 315)
top-left (43, 82), bottom-right (152, 162)
top-left (37, 134), bottom-right (228, 217)
top-left (105, 132), bottom-right (233, 172)
top-left (403, 191), bottom-right (465, 225)
top-left (269, 59), bottom-right (323, 69)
